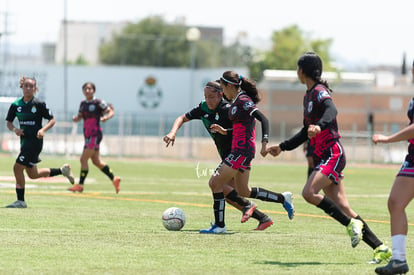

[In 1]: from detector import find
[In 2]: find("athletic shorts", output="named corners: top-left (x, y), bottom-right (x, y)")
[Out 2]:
top-left (305, 140), bottom-right (315, 157)
top-left (314, 141), bottom-right (345, 184)
top-left (223, 153), bottom-right (252, 172)
top-left (397, 159), bottom-right (414, 178)
top-left (16, 144), bottom-right (42, 168)
top-left (84, 135), bottom-right (102, 150)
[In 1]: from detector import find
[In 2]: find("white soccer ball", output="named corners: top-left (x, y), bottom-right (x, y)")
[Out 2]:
top-left (162, 207), bottom-right (186, 231)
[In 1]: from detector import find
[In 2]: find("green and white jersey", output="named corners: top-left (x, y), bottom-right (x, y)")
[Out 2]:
top-left (5, 96), bottom-right (54, 147)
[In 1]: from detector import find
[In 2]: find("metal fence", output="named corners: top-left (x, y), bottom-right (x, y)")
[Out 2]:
top-left (0, 106), bottom-right (408, 164)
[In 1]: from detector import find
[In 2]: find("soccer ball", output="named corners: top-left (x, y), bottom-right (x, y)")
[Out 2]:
top-left (162, 207), bottom-right (186, 231)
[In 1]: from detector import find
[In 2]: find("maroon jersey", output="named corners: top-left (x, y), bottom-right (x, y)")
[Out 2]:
top-left (304, 84), bottom-right (341, 158)
top-left (78, 98), bottom-right (109, 138)
top-left (228, 92), bottom-right (257, 158)
top-left (405, 97), bottom-right (414, 161)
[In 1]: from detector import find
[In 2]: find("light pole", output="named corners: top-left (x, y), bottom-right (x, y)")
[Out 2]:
top-left (185, 27), bottom-right (200, 158)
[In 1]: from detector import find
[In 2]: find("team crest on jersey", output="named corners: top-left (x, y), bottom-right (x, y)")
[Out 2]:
top-left (317, 90), bottom-right (331, 102)
top-left (231, 106), bottom-right (237, 115)
top-left (31, 106), bottom-right (37, 113)
top-left (243, 101), bottom-right (254, 111)
top-left (307, 101), bottom-right (313, 113)
top-left (204, 114), bottom-right (209, 118)
top-left (215, 113), bottom-right (219, 120)
top-left (88, 104), bottom-right (96, 112)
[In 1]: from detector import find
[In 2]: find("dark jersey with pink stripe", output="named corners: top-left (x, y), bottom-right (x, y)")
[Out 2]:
top-left (78, 98), bottom-right (108, 138)
top-left (228, 92), bottom-right (257, 158)
top-left (304, 84), bottom-right (341, 158)
top-left (405, 97), bottom-right (414, 161)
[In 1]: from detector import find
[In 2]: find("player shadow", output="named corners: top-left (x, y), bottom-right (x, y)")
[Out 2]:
top-left (181, 229), bottom-right (236, 235)
top-left (259, 260), bottom-right (354, 267)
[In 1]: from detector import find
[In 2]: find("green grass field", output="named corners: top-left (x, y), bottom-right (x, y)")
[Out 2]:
top-left (0, 156), bottom-right (412, 274)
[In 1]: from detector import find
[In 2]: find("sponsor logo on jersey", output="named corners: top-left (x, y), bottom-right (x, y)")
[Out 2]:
top-left (243, 101), bottom-right (254, 110)
top-left (20, 121), bottom-right (35, 125)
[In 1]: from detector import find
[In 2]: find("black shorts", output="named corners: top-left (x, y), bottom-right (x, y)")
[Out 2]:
top-left (16, 143), bottom-right (42, 168)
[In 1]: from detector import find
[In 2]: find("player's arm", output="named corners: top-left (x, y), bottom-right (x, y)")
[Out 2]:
top-left (163, 115), bottom-right (190, 147)
top-left (373, 123), bottom-right (414, 144)
top-left (37, 117), bottom-right (56, 139)
top-left (252, 109), bottom-right (269, 157)
top-left (309, 99), bottom-right (337, 138)
top-left (6, 120), bottom-right (23, 136)
top-left (281, 127), bottom-right (308, 151)
top-left (72, 112), bottom-right (83, 122)
top-left (101, 105), bottom-right (114, 122)
top-left (210, 124), bottom-right (231, 135)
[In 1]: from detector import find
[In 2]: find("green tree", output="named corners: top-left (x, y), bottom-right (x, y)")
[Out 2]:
top-left (248, 25), bottom-right (333, 81)
top-left (100, 16), bottom-right (189, 67)
top-left (99, 16), bottom-right (252, 68)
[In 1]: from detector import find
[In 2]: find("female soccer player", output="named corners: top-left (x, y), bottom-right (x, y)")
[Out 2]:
top-left (68, 82), bottom-right (120, 193)
top-left (199, 72), bottom-right (294, 234)
top-left (371, 60), bottom-right (414, 275)
top-left (5, 76), bottom-right (75, 208)
top-left (164, 81), bottom-right (274, 231)
top-left (267, 52), bottom-right (391, 264)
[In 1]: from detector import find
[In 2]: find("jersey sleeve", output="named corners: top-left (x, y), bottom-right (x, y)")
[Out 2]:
top-left (243, 99), bottom-right (257, 116)
top-left (5, 104), bottom-right (17, 122)
top-left (39, 102), bottom-right (54, 120)
top-left (185, 103), bottom-right (203, 120)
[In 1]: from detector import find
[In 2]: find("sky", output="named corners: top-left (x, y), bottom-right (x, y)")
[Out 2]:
top-left (0, 0), bottom-right (412, 69)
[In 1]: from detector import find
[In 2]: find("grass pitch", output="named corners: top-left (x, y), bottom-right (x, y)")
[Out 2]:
top-left (0, 156), bottom-right (412, 274)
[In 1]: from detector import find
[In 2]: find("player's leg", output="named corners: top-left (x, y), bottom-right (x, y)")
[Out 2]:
top-left (224, 179), bottom-right (273, 229)
top-left (68, 148), bottom-right (94, 192)
top-left (91, 150), bottom-right (120, 193)
top-left (6, 162), bottom-right (27, 208)
top-left (376, 176), bottom-right (414, 273)
top-left (324, 179), bottom-right (390, 262)
top-left (200, 162), bottom-right (236, 234)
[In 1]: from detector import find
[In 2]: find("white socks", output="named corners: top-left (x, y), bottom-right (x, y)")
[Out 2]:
top-left (391, 234), bottom-right (406, 261)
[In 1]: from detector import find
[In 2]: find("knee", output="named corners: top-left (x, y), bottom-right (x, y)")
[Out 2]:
top-left (26, 172), bottom-right (38, 179)
top-left (388, 195), bottom-right (404, 213)
top-left (301, 189), bottom-right (313, 203)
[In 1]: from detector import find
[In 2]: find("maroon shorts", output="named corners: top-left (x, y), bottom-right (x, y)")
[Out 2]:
top-left (397, 160), bottom-right (414, 178)
top-left (223, 153), bottom-right (252, 172)
top-left (84, 136), bottom-right (102, 150)
top-left (315, 141), bottom-right (345, 184)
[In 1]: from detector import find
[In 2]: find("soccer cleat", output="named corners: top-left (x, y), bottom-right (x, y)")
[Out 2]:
top-left (61, 164), bottom-right (75, 184)
top-left (113, 176), bottom-right (121, 194)
top-left (254, 216), bottom-right (274, 231)
top-left (282, 191), bottom-right (295, 220)
top-left (199, 223), bottom-right (227, 234)
top-left (369, 244), bottom-right (392, 264)
top-left (375, 259), bottom-right (409, 274)
top-left (241, 201), bottom-right (257, 223)
top-left (346, 218), bottom-right (364, 248)
top-left (68, 184), bottom-right (84, 193)
top-left (5, 200), bottom-right (27, 208)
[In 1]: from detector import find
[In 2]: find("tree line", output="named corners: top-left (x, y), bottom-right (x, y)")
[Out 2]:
top-left (93, 16), bottom-right (333, 81)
